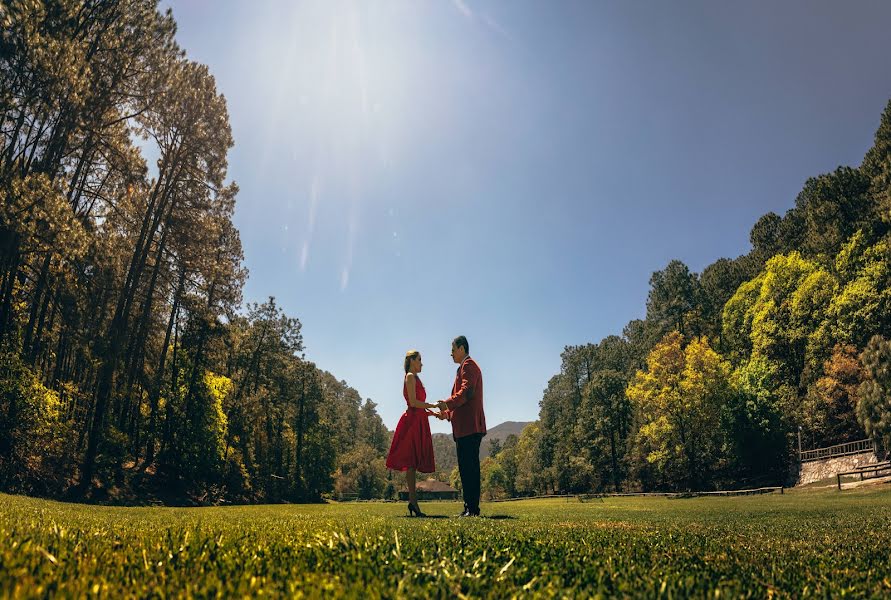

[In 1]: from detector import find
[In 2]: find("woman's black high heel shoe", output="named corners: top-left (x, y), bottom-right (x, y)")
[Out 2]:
top-left (407, 502), bottom-right (426, 517)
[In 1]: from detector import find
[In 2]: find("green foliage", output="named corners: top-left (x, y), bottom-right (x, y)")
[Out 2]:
top-left (0, 352), bottom-right (74, 495)
top-left (857, 336), bottom-right (891, 454)
top-left (699, 257), bottom-right (753, 344)
top-left (298, 387), bottom-right (338, 500)
top-left (430, 433), bottom-right (458, 480)
top-left (721, 274), bottom-right (763, 362)
top-left (536, 338), bottom-right (637, 494)
top-left (862, 99), bottom-right (891, 224)
top-left (645, 260), bottom-right (702, 339)
top-left (3, 490), bottom-right (891, 597)
top-left (331, 398), bottom-right (389, 499)
top-left (215, 299), bottom-right (385, 503)
top-left (727, 355), bottom-right (790, 481)
top-left (202, 372), bottom-right (232, 464)
top-left (511, 422), bottom-right (542, 496)
top-left (578, 369), bottom-right (630, 492)
top-left (2, 174), bottom-right (89, 266)
top-left (358, 399), bottom-right (389, 455)
top-left (222, 443), bottom-right (252, 501)
top-left (449, 466), bottom-right (463, 493)
top-left (749, 212), bottom-right (787, 264)
top-left (793, 167), bottom-right (875, 258)
top-left (334, 443), bottom-right (388, 500)
top-left (487, 438), bottom-right (502, 458)
top-left (479, 428), bottom-right (537, 498)
top-left (480, 457), bottom-right (509, 500)
top-left (158, 366), bottom-right (230, 492)
top-left (488, 434), bottom-right (519, 498)
top-left (536, 369), bottom-right (580, 493)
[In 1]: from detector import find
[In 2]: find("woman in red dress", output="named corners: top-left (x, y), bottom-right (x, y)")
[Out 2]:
top-left (386, 350), bottom-right (440, 516)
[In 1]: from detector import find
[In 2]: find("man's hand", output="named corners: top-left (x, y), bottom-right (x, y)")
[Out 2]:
top-left (433, 410), bottom-right (447, 420)
top-left (437, 401), bottom-right (449, 411)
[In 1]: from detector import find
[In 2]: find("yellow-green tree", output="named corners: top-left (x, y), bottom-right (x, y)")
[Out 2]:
top-left (722, 252), bottom-right (836, 387)
top-left (628, 332), bottom-right (732, 490)
top-left (822, 232), bottom-right (891, 349)
top-left (513, 422), bottom-right (542, 496)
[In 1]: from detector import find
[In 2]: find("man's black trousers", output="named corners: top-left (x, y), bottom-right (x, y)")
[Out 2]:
top-left (455, 432), bottom-right (484, 513)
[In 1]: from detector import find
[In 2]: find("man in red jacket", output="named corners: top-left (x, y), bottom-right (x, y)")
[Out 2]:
top-left (437, 335), bottom-right (486, 516)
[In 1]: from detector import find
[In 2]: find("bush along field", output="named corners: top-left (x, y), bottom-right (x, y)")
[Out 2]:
top-left (2, 488), bottom-right (891, 598)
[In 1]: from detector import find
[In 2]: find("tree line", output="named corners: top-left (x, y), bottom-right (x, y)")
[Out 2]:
top-left (481, 100), bottom-right (891, 497)
top-left (0, 0), bottom-right (390, 503)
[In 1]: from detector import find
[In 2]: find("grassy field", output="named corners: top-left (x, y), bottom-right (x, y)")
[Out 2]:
top-left (2, 487), bottom-right (891, 598)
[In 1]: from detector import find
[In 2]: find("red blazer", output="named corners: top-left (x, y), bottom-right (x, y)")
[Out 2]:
top-left (444, 356), bottom-right (487, 439)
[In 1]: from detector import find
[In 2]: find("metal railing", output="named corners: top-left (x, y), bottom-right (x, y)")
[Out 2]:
top-left (800, 438), bottom-right (874, 463)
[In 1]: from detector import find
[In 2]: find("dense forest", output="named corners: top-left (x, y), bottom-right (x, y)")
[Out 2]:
top-left (0, 0), bottom-right (391, 503)
top-left (481, 100), bottom-right (891, 496)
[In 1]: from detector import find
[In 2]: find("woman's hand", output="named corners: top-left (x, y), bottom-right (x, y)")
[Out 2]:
top-left (425, 408), bottom-right (446, 420)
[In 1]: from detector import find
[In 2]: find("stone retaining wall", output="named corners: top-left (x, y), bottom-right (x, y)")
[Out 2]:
top-left (796, 451), bottom-right (879, 486)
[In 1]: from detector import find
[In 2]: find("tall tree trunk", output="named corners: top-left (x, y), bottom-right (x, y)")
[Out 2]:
top-left (23, 254), bottom-right (52, 358)
top-left (120, 219), bottom-right (171, 430)
top-left (0, 229), bottom-right (21, 343)
top-left (294, 375), bottom-right (307, 498)
top-left (609, 428), bottom-right (619, 493)
top-left (144, 270), bottom-right (183, 467)
top-left (160, 313), bottom-right (180, 459)
top-left (80, 157), bottom-right (182, 491)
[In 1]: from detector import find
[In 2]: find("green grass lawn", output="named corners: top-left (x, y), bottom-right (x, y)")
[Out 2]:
top-left (2, 487), bottom-right (891, 598)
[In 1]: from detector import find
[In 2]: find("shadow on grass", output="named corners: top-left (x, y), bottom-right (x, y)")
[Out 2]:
top-left (399, 514), bottom-right (517, 520)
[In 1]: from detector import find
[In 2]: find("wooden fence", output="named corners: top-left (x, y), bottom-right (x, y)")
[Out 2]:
top-left (491, 487), bottom-right (783, 502)
top-left (800, 438), bottom-right (874, 463)
top-left (836, 462), bottom-right (891, 490)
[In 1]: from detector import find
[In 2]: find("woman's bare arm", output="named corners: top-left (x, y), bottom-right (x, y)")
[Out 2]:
top-left (405, 373), bottom-right (434, 409)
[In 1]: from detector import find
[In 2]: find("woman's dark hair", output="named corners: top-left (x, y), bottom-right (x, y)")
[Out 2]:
top-left (453, 335), bottom-right (469, 354)
top-left (404, 350), bottom-right (420, 373)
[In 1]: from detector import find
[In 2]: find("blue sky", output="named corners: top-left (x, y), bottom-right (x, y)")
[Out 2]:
top-left (164, 0), bottom-right (891, 433)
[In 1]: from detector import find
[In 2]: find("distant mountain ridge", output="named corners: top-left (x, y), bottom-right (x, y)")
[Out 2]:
top-left (479, 421), bottom-right (531, 458)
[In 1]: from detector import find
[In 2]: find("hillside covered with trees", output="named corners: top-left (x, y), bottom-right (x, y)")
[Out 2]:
top-left (482, 100), bottom-right (891, 496)
top-left (0, 0), bottom-right (390, 504)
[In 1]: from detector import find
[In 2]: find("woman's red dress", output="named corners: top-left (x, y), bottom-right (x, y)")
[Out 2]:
top-left (386, 376), bottom-right (435, 473)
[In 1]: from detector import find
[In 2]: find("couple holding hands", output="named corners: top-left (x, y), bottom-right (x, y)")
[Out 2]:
top-left (385, 335), bottom-right (487, 517)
